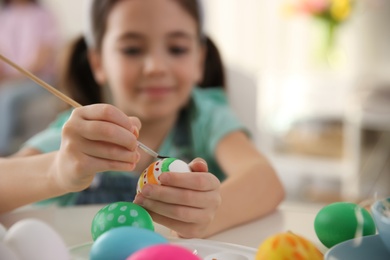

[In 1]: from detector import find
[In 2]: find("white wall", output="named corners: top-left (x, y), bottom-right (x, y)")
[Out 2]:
top-left (40, 0), bottom-right (390, 147)
top-left (41, 0), bottom-right (84, 41)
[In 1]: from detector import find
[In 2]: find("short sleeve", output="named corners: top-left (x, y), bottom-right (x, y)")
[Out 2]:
top-left (207, 106), bottom-right (250, 155)
top-left (23, 110), bottom-right (72, 153)
top-left (190, 88), bottom-right (251, 158)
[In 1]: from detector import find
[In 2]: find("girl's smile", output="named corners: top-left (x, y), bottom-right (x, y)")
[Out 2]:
top-left (137, 85), bottom-right (175, 100)
top-left (90, 0), bottom-right (204, 121)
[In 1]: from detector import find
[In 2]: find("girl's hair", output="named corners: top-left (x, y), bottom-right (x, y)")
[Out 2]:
top-left (60, 0), bottom-right (225, 106)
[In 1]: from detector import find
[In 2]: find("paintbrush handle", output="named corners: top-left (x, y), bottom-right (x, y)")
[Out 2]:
top-left (0, 53), bottom-right (163, 159)
top-left (0, 54), bottom-right (82, 108)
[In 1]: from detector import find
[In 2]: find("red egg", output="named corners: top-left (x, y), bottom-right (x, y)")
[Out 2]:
top-left (126, 244), bottom-right (201, 260)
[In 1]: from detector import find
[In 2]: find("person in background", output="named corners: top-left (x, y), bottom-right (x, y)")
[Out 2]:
top-left (0, 0), bottom-right (61, 156)
top-left (0, 0), bottom-right (284, 238)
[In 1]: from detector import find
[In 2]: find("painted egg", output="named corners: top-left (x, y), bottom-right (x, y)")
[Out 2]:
top-left (90, 226), bottom-right (168, 260)
top-left (314, 202), bottom-right (376, 248)
top-left (256, 231), bottom-right (323, 260)
top-left (126, 244), bottom-right (201, 260)
top-left (91, 201), bottom-right (154, 241)
top-left (137, 158), bottom-right (190, 193)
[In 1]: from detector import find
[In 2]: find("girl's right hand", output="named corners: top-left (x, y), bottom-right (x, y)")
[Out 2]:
top-left (53, 104), bottom-right (141, 193)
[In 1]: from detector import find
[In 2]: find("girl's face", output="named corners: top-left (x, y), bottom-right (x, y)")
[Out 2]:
top-left (90, 0), bottom-right (204, 121)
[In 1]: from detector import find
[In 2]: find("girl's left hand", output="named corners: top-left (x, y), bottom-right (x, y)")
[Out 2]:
top-left (133, 158), bottom-right (221, 238)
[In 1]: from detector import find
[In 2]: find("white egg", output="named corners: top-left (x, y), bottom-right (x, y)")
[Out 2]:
top-left (0, 241), bottom-right (19, 260)
top-left (0, 223), bottom-right (7, 241)
top-left (4, 218), bottom-right (70, 260)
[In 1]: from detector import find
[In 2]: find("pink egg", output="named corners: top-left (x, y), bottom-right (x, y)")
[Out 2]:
top-left (126, 244), bottom-right (201, 260)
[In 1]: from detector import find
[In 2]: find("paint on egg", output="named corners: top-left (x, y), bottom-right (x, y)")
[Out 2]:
top-left (91, 201), bottom-right (154, 241)
top-left (256, 231), bottom-right (323, 260)
top-left (137, 158), bottom-right (190, 193)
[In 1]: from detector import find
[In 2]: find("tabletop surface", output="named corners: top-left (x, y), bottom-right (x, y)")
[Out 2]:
top-left (0, 201), bottom-right (326, 252)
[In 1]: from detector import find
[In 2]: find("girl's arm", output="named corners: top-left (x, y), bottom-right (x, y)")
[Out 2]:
top-left (0, 151), bottom-right (65, 213)
top-left (205, 131), bottom-right (285, 236)
top-left (0, 104), bottom-right (141, 214)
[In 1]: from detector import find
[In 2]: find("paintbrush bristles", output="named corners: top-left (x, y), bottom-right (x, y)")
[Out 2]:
top-left (0, 54), bottom-right (82, 108)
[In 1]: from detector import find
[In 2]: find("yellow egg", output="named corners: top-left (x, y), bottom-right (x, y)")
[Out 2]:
top-left (256, 231), bottom-right (323, 260)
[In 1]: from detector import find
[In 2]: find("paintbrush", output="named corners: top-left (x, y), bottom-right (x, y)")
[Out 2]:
top-left (0, 53), bottom-right (167, 159)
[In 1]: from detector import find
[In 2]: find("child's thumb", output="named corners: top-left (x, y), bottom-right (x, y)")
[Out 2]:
top-left (188, 158), bottom-right (208, 172)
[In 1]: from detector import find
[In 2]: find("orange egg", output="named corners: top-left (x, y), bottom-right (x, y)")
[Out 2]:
top-left (256, 231), bottom-right (323, 260)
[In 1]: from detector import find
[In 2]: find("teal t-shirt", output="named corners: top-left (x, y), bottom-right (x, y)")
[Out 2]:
top-left (25, 87), bottom-right (249, 206)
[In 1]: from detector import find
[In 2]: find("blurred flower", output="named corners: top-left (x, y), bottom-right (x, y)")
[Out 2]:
top-left (286, 0), bottom-right (354, 24)
top-left (284, 0), bottom-right (356, 65)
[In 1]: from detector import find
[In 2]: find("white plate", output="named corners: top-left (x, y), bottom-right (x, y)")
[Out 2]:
top-left (69, 238), bottom-right (257, 260)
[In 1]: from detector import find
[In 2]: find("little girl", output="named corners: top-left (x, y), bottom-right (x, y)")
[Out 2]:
top-left (0, 0), bottom-right (284, 238)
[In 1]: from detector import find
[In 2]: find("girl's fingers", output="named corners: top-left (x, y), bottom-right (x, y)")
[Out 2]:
top-left (188, 158), bottom-right (208, 172)
top-left (77, 120), bottom-right (139, 151)
top-left (78, 138), bottom-right (140, 164)
top-left (128, 116), bottom-right (141, 137)
top-left (136, 184), bottom-right (219, 208)
top-left (77, 104), bottom-right (141, 132)
top-left (146, 211), bottom-right (207, 239)
top-left (72, 104), bottom-right (141, 141)
top-left (80, 155), bottom-right (137, 173)
top-left (134, 193), bottom-right (208, 223)
top-left (59, 141), bottom-right (137, 174)
top-left (159, 171), bottom-right (220, 192)
top-left (65, 105), bottom-right (141, 151)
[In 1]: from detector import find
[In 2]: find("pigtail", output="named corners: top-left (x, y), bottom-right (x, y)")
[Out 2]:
top-left (199, 36), bottom-right (226, 89)
top-left (58, 35), bottom-right (103, 106)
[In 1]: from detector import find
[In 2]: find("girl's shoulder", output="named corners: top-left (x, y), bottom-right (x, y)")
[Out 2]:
top-left (48, 109), bottom-right (73, 129)
top-left (191, 86), bottom-right (228, 107)
top-left (189, 86), bottom-right (248, 136)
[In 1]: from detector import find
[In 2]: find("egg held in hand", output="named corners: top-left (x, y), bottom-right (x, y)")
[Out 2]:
top-left (137, 158), bottom-right (190, 193)
top-left (314, 202), bottom-right (376, 248)
top-left (256, 231), bottom-right (323, 260)
top-left (91, 201), bottom-right (154, 241)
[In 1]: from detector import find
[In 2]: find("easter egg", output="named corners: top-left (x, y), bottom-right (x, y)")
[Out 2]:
top-left (4, 219), bottom-right (70, 260)
top-left (0, 242), bottom-right (19, 260)
top-left (126, 244), bottom-right (201, 260)
top-left (0, 223), bottom-right (7, 240)
top-left (314, 202), bottom-right (376, 248)
top-left (137, 158), bottom-right (190, 193)
top-left (90, 226), bottom-right (168, 260)
top-left (256, 231), bottom-right (323, 260)
top-left (91, 201), bottom-right (154, 241)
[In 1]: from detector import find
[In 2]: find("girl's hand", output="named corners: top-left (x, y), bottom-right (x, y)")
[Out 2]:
top-left (53, 104), bottom-right (141, 193)
top-left (133, 158), bottom-right (221, 238)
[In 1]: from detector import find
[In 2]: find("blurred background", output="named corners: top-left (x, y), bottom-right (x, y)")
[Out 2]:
top-left (1, 0), bottom-right (389, 205)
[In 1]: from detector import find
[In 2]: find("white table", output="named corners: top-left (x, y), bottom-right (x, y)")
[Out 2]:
top-left (0, 202), bottom-right (327, 252)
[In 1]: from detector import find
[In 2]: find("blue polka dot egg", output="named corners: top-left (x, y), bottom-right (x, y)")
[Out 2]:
top-left (91, 201), bottom-right (154, 241)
